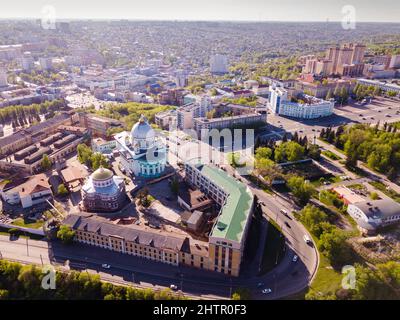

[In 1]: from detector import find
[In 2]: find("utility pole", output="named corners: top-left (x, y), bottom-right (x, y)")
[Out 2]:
top-left (25, 232), bottom-right (29, 256)
top-left (180, 273), bottom-right (183, 292)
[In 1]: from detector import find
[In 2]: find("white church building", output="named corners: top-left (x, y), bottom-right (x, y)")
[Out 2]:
top-left (114, 115), bottom-right (167, 178)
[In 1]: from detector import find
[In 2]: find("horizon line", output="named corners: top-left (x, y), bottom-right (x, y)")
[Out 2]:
top-left (0, 17), bottom-right (399, 24)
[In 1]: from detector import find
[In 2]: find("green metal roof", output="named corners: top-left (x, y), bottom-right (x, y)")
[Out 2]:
top-left (92, 167), bottom-right (113, 180)
top-left (199, 165), bottom-right (253, 243)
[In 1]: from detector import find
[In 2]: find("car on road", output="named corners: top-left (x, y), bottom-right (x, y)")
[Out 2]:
top-left (257, 282), bottom-right (264, 288)
top-left (292, 255), bottom-right (298, 262)
top-left (170, 284), bottom-right (178, 291)
top-left (303, 235), bottom-right (313, 245)
top-left (262, 288), bottom-right (272, 294)
top-left (280, 209), bottom-right (288, 215)
top-left (101, 264), bottom-right (111, 269)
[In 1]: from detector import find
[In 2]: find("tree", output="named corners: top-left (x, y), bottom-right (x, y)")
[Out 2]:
top-left (307, 144), bottom-right (321, 160)
top-left (91, 152), bottom-right (109, 170)
top-left (57, 184), bottom-right (69, 196)
top-left (354, 261), bottom-right (400, 300)
top-left (41, 154), bottom-right (52, 171)
top-left (57, 225), bottom-right (76, 244)
top-left (318, 229), bottom-right (352, 267)
top-left (170, 177), bottom-right (179, 195)
top-left (287, 176), bottom-right (315, 205)
top-left (231, 288), bottom-right (251, 300)
top-left (298, 204), bottom-right (329, 237)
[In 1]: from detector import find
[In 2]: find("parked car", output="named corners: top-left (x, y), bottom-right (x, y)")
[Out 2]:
top-left (292, 255), bottom-right (298, 262)
top-left (170, 284), bottom-right (178, 291)
top-left (102, 264), bottom-right (111, 269)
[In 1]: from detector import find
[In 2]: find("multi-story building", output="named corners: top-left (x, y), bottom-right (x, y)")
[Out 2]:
top-left (0, 68), bottom-right (8, 87)
top-left (62, 161), bottom-right (255, 277)
top-left (21, 52), bottom-right (35, 71)
top-left (184, 162), bottom-right (254, 276)
top-left (326, 43), bottom-right (366, 76)
top-left (210, 54), bottom-right (229, 74)
top-left (269, 85), bottom-right (334, 119)
top-left (1, 174), bottom-right (52, 208)
top-left (157, 89), bottom-right (185, 106)
top-left (39, 57), bottom-right (53, 71)
top-left (295, 79), bottom-right (352, 99)
top-left (357, 79), bottom-right (400, 96)
top-left (389, 55), bottom-right (400, 69)
top-left (194, 113), bottom-right (265, 136)
top-left (155, 109), bottom-right (177, 130)
top-left (348, 199), bottom-right (400, 235)
top-left (79, 113), bottom-right (123, 138)
top-left (81, 167), bottom-right (126, 212)
top-left (91, 138), bottom-right (117, 154)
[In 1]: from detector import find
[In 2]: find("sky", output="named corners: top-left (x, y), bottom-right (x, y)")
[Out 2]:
top-left (1, 0), bottom-right (400, 22)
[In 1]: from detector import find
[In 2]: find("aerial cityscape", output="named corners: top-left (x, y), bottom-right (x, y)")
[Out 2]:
top-left (0, 0), bottom-right (400, 305)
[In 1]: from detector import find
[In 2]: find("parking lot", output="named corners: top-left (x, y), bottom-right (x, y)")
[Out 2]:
top-left (266, 96), bottom-right (400, 139)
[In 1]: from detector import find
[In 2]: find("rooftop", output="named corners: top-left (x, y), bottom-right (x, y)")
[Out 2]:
top-left (197, 164), bottom-right (253, 243)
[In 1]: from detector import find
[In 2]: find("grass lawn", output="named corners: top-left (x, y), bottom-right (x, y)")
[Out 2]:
top-left (308, 255), bottom-right (342, 297)
top-left (322, 150), bottom-right (341, 161)
top-left (347, 183), bottom-right (365, 191)
top-left (259, 220), bottom-right (285, 275)
top-left (369, 181), bottom-right (400, 203)
top-left (11, 218), bottom-right (44, 229)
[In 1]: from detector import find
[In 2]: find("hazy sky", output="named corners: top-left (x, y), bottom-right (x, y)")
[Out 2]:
top-left (1, 0), bottom-right (400, 22)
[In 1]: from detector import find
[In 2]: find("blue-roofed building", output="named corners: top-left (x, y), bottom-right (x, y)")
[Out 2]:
top-left (81, 167), bottom-right (126, 212)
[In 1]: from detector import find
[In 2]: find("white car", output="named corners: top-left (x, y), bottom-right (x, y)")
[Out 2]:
top-left (262, 288), bottom-right (272, 294)
top-left (303, 235), bottom-right (312, 245)
top-left (292, 255), bottom-right (298, 262)
top-left (170, 284), bottom-right (178, 291)
top-left (101, 264), bottom-right (111, 269)
top-left (280, 209), bottom-right (288, 215)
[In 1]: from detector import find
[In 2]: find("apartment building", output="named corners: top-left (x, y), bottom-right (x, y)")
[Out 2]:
top-left (79, 113), bottom-right (123, 138)
top-left (269, 85), bottom-right (334, 119)
top-left (184, 162), bottom-right (254, 276)
top-left (63, 213), bottom-right (211, 270)
top-left (1, 174), bottom-right (52, 208)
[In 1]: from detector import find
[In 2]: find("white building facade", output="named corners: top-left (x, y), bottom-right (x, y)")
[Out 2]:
top-left (114, 115), bottom-right (167, 178)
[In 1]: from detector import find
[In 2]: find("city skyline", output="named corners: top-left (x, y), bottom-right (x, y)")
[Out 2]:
top-left (1, 0), bottom-right (400, 23)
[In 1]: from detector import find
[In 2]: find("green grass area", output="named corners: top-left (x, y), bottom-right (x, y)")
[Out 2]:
top-left (309, 255), bottom-right (343, 297)
top-left (322, 150), bottom-right (341, 161)
top-left (368, 181), bottom-right (400, 203)
top-left (0, 226), bottom-right (44, 240)
top-left (259, 220), bottom-right (285, 275)
top-left (310, 175), bottom-right (342, 188)
top-left (347, 183), bottom-right (365, 191)
top-left (11, 218), bottom-right (44, 229)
